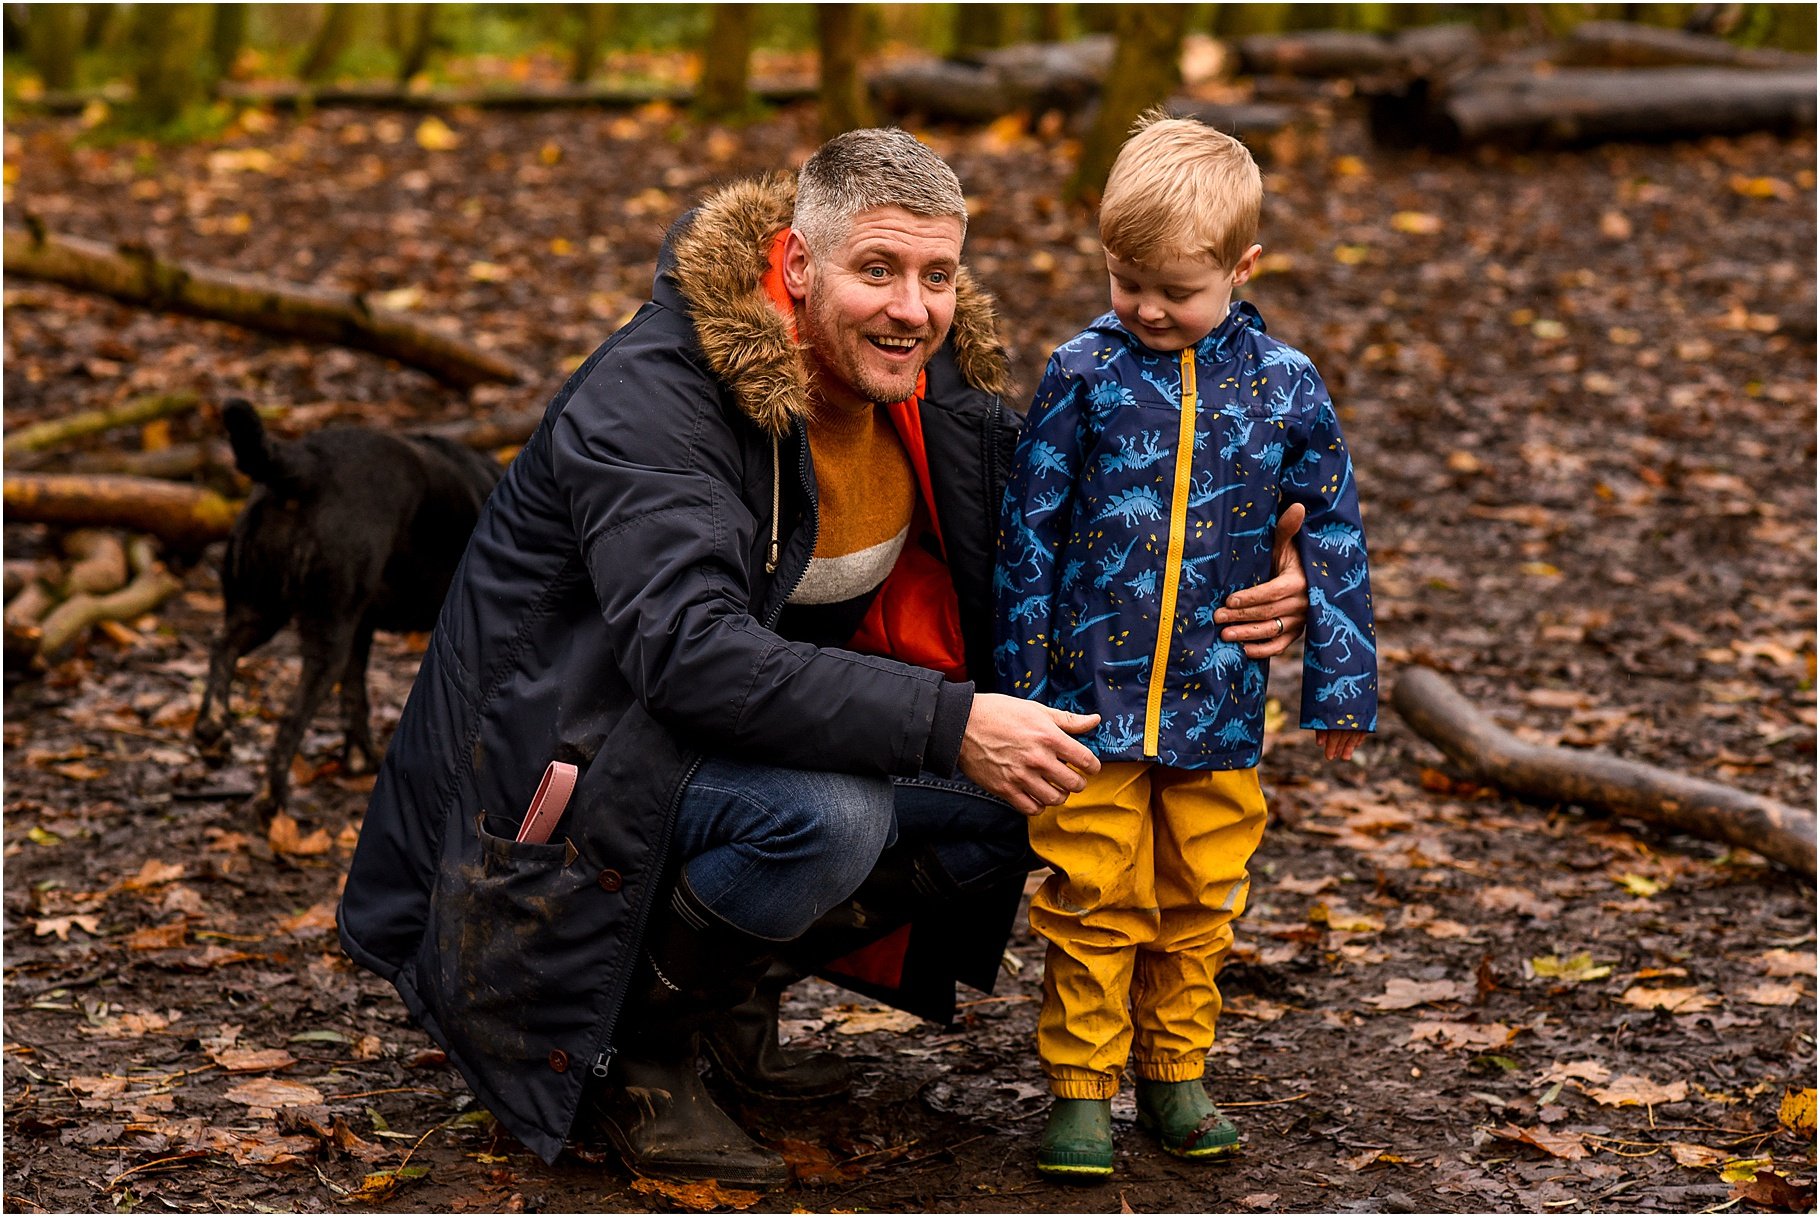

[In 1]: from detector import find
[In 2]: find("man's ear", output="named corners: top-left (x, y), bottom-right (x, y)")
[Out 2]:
top-left (781, 229), bottom-right (813, 303)
top-left (1230, 244), bottom-right (1264, 288)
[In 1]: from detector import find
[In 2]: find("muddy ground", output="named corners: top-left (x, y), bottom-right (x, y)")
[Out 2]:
top-left (3, 86), bottom-right (1815, 1214)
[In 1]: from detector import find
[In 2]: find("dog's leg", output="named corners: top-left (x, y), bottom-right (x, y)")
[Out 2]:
top-left (339, 621), bottom-right (379, 775)
top-left (256, 618), bottom-right (356, 817)
top-left (195, 606), bottom-right (285, 764)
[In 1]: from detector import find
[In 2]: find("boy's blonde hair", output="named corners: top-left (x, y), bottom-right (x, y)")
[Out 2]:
top-left (1099, 111), bottom-right (1262, 271)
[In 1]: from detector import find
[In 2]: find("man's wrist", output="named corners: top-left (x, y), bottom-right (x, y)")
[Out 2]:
top-left (926, 681), bottom-right (974, 777)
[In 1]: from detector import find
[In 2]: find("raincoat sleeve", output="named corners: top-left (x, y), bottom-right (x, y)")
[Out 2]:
top-left (994, 353), bottom-right (1087, 705)
top-left (1280, 364), bottom-right (1379, 733)
top-left (552, 338), bottom-right (950, 778)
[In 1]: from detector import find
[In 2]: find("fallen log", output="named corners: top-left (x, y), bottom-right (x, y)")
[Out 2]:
top-left (61, 530), bottom-right (129, 596)
top-left (37, 537), bottom-right (183, 658)
top-left (419, 408), bottom-right (545, 451)
top-left (4, 473), bottom-right (240, 551)
top-left (1234, 25), bottom-right (1481, 81)
top-left (4, 580), bottom-right (58, 631)
top-left (66, 442), bottom-right (236, 481)
top-left (1393, 667), bottom-right (1815, 878)
top-left (870, 36), bottom-right (1114, 122)
top-left (4, 392), bottom-right (202, 458)
top-left (3, 225), bottom-right (524, 390)
top-left (1561, 20), bottom-right (1814, 70)
top-left (1370, 65), bottom-right (1816, 150)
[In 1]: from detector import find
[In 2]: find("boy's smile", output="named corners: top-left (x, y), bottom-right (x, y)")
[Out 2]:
top-left (1106, 247), bottom-right (1261, 353)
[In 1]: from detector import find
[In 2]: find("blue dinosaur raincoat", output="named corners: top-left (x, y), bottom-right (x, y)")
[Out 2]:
top-left (994, 301), bottom-right (1377, 769)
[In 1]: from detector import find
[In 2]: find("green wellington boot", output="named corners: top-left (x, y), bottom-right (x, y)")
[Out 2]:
top-left (1135, 1079), bottom-right (1239, 1159)
top-left (1037, 1099), bottom-right (1114, 1178)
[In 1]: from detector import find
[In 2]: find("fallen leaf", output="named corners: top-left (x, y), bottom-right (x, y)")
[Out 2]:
top-left (1582, 1075), bottom-right (1688, 1107)
top-left (222, 1078), bottom-right (324, 1109)
top-left (118, 859), bottom-right (185, 891)
top-left (1390, 210), bottom-right (1443, 235)
top-left (774, 1137), bottom-right (853, 1185)
top-left (628, 1176), bottom-right (759, 1211)
top-left (1364, 978), bottom-right (1473, 1011)
top-left (1755, 949), bottom-right (1815, 978)
top-left (1722, 1157), bottom-right (1776, 1183)
top-left (1475, 885), bottom-right (1560, 920)
top-left (349, 1164), bottom-right (430, 1203)
top-left (81, 1010), bottom-right (173, 1038)
top-left (1778, 1088), bottom-right (1816, 1136)
top-left (33, 914), bottom-right (101, 940)
top-left (414, 116), bottom-right (460, 150)
top-left (1238, 1194), bottom-right (1281, 1210)
top-left (1423, 919), bottom-right (1476, 940)
top-left (1340, 1147), bottom-right (1385, 1170)
top-left (1530, 953), bottom-right (1612, 983)
top-left (1539, 1059), bottom-right (1612, 1086)
top-left (209, 1047), bottom-right (296, 1073)
top-left (1618, 986), bottom-right (1719, 1014)
top-left (1223, 995), bottom-right (1287, 1022)
top-left (1407, 1021), bottom-right (1515, 1051)
top-left (277, 901), bottom-right (338, 936)
top-left (268, 813), bottom-right (333, 857)
top-left (1491, 1123), bottom-right (1587, 1160)
top-left (829, 1006), bottom-right (923, 1036)
top-left (1741, 981), bottom-right (1804, 1007)
top-left (1612, 872), bottom-right (1663, 897)
top-left (1669, 1142), bottom-right (1728, 1168)
top-left (352, 1034), bottom-right (384, 1060)
top-left (1730, 1167), bottom-right (1815, 1211)
top-left (125, 921), bottom-right (188, 951)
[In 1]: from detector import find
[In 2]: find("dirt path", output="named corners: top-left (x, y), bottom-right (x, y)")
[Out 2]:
top-left (4, 99), bottom-right (1814, 1213)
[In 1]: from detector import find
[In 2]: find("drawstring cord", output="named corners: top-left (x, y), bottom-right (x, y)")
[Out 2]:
top-left (765, 434), bottom-right (781, 574)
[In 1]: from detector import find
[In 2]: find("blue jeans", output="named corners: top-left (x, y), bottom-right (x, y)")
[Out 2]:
top-left (675, 758), bottom-right (1035, 941)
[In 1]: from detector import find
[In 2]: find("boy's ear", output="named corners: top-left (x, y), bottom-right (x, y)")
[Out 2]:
top-left (1230, 244), bottom-right (1264, 288)
top-left (781, 229), bottom-right (813, 303)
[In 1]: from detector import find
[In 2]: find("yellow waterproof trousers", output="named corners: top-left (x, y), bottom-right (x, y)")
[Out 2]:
top-left (1028, 763), bottom-right (1268, 1100)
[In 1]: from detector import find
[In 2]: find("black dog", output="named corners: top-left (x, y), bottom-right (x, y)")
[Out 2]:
top-left (194, 399), bottom-right (501, 814)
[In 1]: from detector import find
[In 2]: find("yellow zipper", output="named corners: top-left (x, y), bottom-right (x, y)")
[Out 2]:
top-left (1144, 349), bottom-right (1198, 757)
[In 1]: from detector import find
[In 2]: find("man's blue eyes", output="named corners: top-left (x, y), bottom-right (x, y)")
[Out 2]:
top-left (865, 267), bottom-right (950, 284)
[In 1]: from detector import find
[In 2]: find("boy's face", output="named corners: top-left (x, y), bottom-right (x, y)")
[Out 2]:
top-left (1106, 245), bottom-right (1262, 353)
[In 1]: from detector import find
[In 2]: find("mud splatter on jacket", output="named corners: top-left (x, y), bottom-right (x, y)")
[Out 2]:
top-left (994, 301), bottom-right (1377, 769)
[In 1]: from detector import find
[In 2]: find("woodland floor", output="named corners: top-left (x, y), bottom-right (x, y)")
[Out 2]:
top-left (2, 85), bottom-right (1816, 1214)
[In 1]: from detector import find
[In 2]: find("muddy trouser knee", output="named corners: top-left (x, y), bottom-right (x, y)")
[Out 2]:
top-left (1027, 763), bottom-right (1268, 1100)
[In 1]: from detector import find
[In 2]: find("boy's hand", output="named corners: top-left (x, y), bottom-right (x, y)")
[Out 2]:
top-left (1315, 728), bottom-right (1365, 762)
top-left (960, 693), bottom-right (1101, 817)
top-left (1216, 503), bottom-right (1309, 659)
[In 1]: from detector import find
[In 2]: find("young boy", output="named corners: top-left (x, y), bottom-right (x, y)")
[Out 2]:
top-left (995, 114), bottom-right (1377, 1178)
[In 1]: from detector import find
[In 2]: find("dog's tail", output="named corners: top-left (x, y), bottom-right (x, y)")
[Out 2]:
top-left (222, 398), bottom-right (310, 493)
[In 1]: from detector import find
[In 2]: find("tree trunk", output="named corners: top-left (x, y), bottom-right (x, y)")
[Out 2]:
top-left (299, 3), bottom-right (359, 84)
top-left (3, 391), bottom-right (202, 458)
top-left (27, 3), bottom-right (86, 91)
top-left (82, 3), bottom-right (114, 50)
top-left (392, 3), bottom-right (436, 83)
top-left (1069, 5), bottom-right (1190, 202)
top-left (1393, 667), bottom-right (1816, 878)
top-left (4, 226), bottom-right (525, 389)
top-left (697, 4), bottom-right (755, 119)
top-left (953, 3), bottom-right (1012, 56)
top-left (129, 3), bottom-right (215, 126)
top-left (817, 4), bottom-right (873, 139)
top-left (570, 4), bottom-right (615, 85)
top-left (4, 474), bottom-right (240, 551)
top-left (211, 3), bottom-right (248, 82)
top-left (1037, 4), bottom-right (1071, 42)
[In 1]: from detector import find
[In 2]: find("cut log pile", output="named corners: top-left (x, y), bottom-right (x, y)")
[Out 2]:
top-left (1394, 667), bottom-right (1816, 879)
top-left (4, 530), bottom-right (185, 668)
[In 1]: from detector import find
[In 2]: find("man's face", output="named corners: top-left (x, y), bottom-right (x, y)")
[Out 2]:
top-left (1106, 246), bottom-right (1261, 353)
top-left (784, 206), bottom-right (965, 412)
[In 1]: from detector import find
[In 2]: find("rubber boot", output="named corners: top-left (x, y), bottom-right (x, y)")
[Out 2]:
top-left (586, 879), bottom-right (789, 1189)
top-left (700, 961), bottom-right (853, 1102)
top-left (1037, 1099), bottom-right (1114, 1178)
top-left (1135, 1078), bottom-right (1239, 1159)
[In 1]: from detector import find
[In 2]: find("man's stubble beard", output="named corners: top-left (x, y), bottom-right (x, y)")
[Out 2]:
top-left (801, 286), bottom-right (933, 410)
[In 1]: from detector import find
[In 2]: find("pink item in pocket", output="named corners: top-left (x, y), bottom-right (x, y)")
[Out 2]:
top-left (516, 761), bottom-right (578, 844)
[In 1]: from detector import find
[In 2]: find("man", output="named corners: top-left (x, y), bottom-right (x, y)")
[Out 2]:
top-left (339, 130), bottom-right (1309, 1188)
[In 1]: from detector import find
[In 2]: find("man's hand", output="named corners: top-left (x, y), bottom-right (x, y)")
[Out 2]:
top-left (1315, 728), bottom-right (1366, 762)
top-left (1215, 502), bottom-right (1309, 659)
top-left (959, 693), bottom-right (1100, 817)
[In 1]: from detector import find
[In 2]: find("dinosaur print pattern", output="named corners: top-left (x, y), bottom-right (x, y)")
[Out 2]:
top-left (994, 301), bottom-right (1377, 768)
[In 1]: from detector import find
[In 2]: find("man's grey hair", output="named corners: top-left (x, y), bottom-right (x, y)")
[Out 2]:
top-left (793, 128), bottom-right (968, 259)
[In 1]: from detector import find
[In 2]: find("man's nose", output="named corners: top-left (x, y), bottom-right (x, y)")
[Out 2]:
top-left (884, 279), bottom-right (930, 329)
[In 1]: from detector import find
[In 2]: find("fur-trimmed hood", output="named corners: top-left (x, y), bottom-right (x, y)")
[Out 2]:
top-left (666, 174), bottom-right (1011, 437)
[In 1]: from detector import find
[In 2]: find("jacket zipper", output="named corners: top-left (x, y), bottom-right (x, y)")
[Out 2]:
top-left (1143, 350), bottom-right (1199, 758)
top-left (587, 422), bottom-right (816, 1087)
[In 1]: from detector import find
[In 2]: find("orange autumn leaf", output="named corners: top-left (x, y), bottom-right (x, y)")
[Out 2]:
top-left (209, 1047), bottom-right (297, 1073)
top-left (125, 921), bottom-right (189, 951)
top-left (268, 813), bottom-right (333, 857)
top-left (628, 1176), bottom-right (760, 1211)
